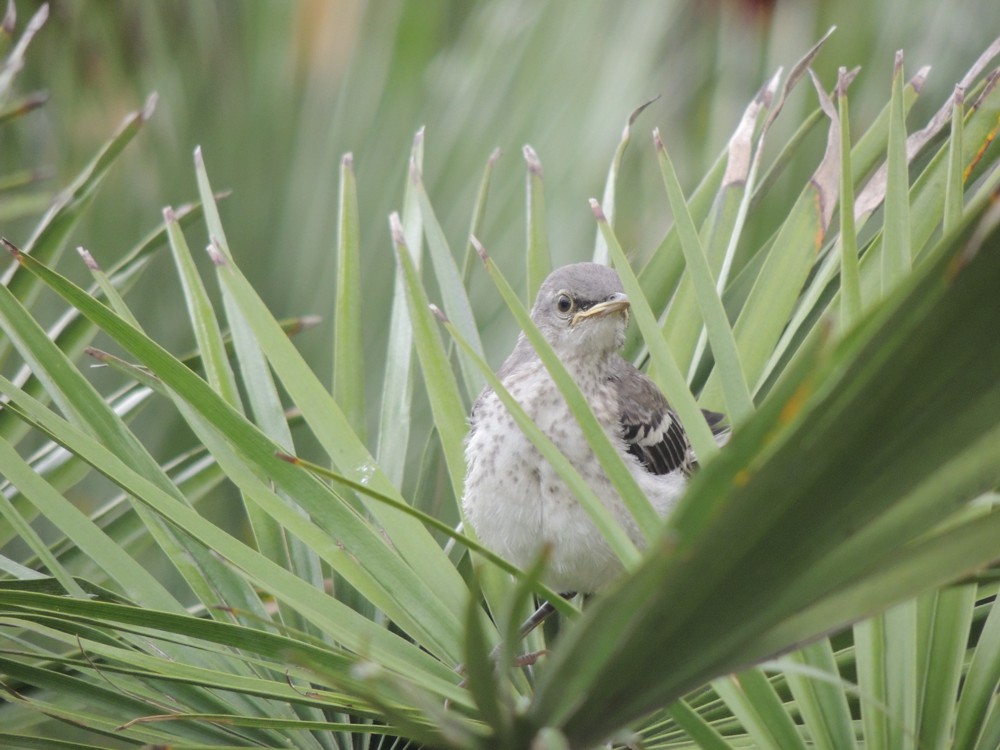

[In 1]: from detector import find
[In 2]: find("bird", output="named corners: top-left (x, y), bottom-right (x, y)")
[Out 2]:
top-left (462, 262), bottom-right (728, 596)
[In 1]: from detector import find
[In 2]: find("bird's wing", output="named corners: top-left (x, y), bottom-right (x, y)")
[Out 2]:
top-left (701, 407), bottom-right (731, 444)
top-left (613, 360), bottom-right (728, 476)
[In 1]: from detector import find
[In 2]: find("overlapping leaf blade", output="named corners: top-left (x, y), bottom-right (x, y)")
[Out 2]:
top-left (530, 197), bottom-right (1000, 745)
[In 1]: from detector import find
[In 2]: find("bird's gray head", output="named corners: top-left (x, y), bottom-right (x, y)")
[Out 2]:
top-left (530, 263), bottom-right (630, 358)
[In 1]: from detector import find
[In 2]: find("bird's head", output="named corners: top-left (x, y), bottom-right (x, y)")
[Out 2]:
top-left (530, 263), bottom-right (630, 358)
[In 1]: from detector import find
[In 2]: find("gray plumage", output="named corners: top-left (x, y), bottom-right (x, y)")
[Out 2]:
top-left (463, 262), bottom-right (726, 593)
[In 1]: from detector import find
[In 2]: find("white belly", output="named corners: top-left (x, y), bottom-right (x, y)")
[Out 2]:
top-left (462, 369), bottom-right (686, 593)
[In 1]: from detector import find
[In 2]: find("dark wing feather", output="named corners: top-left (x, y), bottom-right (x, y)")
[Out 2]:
top-left (702, 408), bottom-right (730, 438)
top-left (612, 359), bottom-right (693, 476)
top-left (612, 358), bottom-right (728, 476)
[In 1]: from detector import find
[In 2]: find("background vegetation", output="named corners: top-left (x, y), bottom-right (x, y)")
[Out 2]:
top-left (16, 0), bottom-right (1000, 392)
top-left (1, 1), bottom-right (999, 748)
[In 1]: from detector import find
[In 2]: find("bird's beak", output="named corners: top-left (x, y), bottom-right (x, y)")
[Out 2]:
top-left (571, 293), bottom-right (630, 326)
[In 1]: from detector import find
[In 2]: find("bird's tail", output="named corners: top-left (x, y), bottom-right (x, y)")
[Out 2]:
top-left (701, 408), bottom-right (732, 446)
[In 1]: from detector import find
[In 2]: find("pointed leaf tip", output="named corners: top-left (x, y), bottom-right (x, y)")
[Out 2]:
top-left (429, 303), bottom-right (449, 323)
top-left (18, 90), bottom-right (49, 113)
top-left (758, 67), bottom-right (782, 107)
top-left (723, 76), bottom-right (769, 186)
top-left (162, 206), bottom-right (177, 223)
top-left (523, 144), bottom-right (543, 176)
top-left (342, 152), bottom-right (354, 169)
top-left (2, 1), bottom-right (15, 36)
top-left (83, 347), bottom-right (110, 363)
top-left (627, 95), bottom-right (662, 129)
top-left (470, 234), bottom-right (489, 263)
top-left (1, 237), bottom-right (22, 259)
top-left (141, 92), bottom-right (158, 120)
top-left (653, 127), bottom-right (665, 152)
top-left (779, 29), bottom-right (833, 94)
top-left (808, 68), bottom-right (837, 117)
top-left (76, 246), bottom-right (99, 271)
top-left (837, 66), bottom-right (849, 96)
top-left (275, 451), bottom-right (300, 465)
top-left (589, 198), bottom-right (608, 223)
top-left (835, 66), bottom-right (861, 99)
top-left (206, 240), bottom-right (227, 267)
top-left (24, 2), bottom-right (46, 31)
top-left (488, 147), bottom-right (503, 166)
top-left (193, 145), bottom-right (203, 167)
top-left (894, 49), bottom-right (905, 77)
top-left (808, 68), bottom-right (841, 232)
top-left (389, 211), bottom-right (406, 246)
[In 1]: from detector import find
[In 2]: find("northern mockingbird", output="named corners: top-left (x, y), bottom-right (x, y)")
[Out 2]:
top-left (463, 262), bottom-right (727, 595)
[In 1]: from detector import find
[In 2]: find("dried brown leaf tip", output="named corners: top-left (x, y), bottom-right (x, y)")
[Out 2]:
top-left (21, 2), bottom-right (47, 38)
top-left (652, 127), bottom-right (665, 152)
top-left (8, 90), bottom-right (48, 116)
top-left (589, 198), bottom-right (608, 223)
top-left (724, 73), bottom-right (774, 187)
top-left (84, 347), bottom-right (110, 363)
top-left (836, 66), bottom-right (852, 98)
top-left (910, 65), bottom-right (931, 94)
top-left (275, 451), bottom-right (301, 465)
top-left (470, 234), bottom-right (489, 264)
top-left (757, 68), bottom-right (781, 108)
top-left (2, 0), bottom-right (15, 37)
top-left (76, 246), bottom-right (99, 271)
top-left (142, 92), bottom-right (158, 121)
top-left (1, 236), bottom-right (24, 261)
top-left (389, 211), bottom-right (406, 247)
top-left (776, 24), bottom-right (835, 109)
top-left (841, 66), bottom-right (861, 95)
top-left (206, 237), bottom-right (227, 266)
top-left (626, 95), bottom-right (661, 131)
top-left (523, 144), bottom-right (543, 177)
top-left (429, 303), bottom-right (449, 323)
top-left (296, 315), bottom-right (322, 332)
top-left (807, 68), bottom-right (840, 234)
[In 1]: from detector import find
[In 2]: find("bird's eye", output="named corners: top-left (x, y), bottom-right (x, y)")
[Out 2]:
top-left (555, 293), bottom-right (574, 315)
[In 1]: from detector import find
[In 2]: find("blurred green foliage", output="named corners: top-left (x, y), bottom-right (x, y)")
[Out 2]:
top-left (0, 0), bottom-right (993, 545)
top-left (2, 2), bottom-right (999, 747)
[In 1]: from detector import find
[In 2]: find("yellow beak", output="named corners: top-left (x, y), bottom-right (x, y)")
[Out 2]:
top-left (571, 294), bottom-right (630, 326)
